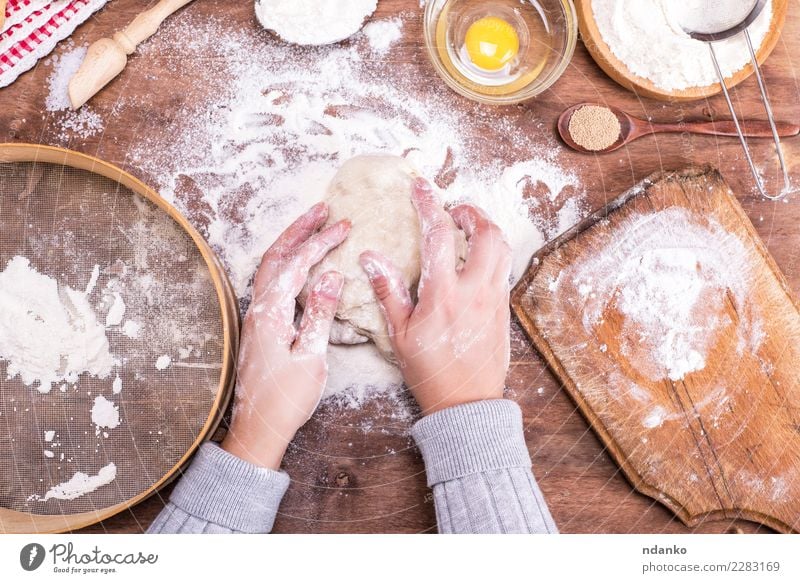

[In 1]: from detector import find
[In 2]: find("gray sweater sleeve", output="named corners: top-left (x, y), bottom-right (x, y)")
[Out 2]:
top-left (147, 399), bottom-right (554, 534)
top-left (147, 442), bottom-right (290, 534)
top-left (411, 399), bottom-right (557, 534)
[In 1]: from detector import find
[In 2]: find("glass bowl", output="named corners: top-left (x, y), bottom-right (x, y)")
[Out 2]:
top-left (423, 0), bottom-right (577, 105)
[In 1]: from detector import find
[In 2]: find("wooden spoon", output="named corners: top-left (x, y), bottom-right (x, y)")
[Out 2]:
top-left (558, 102), bottom-right (800, 154)
top-left (68, 0), bottom-right (195, 109)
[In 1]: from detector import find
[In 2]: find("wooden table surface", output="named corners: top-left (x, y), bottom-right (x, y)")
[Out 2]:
top-left (2, 0), bottom-right (799, 534)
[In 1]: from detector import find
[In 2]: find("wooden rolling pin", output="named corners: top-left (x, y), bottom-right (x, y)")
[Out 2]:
top-left (68, 0), bottom-right (195, 109)
top-left (0, 0), bottom-right (7, 31)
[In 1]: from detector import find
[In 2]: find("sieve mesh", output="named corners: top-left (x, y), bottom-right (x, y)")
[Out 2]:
top-left (0, 161), bottom-right (225, 516)
top-left (678, 0), bottom-right (762, 36)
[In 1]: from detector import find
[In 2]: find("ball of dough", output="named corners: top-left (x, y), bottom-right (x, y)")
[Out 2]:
top-left (300, 155), bottom-right (467, 363)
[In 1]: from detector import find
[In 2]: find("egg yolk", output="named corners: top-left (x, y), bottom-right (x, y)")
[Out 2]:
top-left (464, 16), bottom-right (520, 72)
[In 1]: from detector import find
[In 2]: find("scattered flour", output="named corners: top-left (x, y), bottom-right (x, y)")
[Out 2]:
top-left (112, 375), bottom-right (123, 394)
top-left (155, 355), bottom-right (172, 370)
top-left (105, 292), bottom-right (126, 327)
top-left (91, 395), bottom-right (120, 435)
top-left (85, 265), bottom-right (100, 295)
top-left (44, 430), bottom-right (56, 442)
top-left (592, 0), bottom-right (773, 91)
top-left (362, 17), bottom-right (403, 55)
top-left (129, 17), bottom-right (585, 404)
top-left (642, 405), bottom-right (667, 429)
top-left (0, 257), bottom-right (115, 392)
top-left (38, 462), bottom-right (117, 501)
top-left (121, 320), bottom-right (141, 339)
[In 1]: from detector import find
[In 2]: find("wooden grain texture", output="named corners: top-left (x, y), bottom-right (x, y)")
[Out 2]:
top-left (1, 0), bottom-right (800, 534)
top-left (576, 0), bottom-right (789, 101)
top-left (512, 166), bottom-right (800, 533)
top-left (68, 0), bottom-right (197, 109)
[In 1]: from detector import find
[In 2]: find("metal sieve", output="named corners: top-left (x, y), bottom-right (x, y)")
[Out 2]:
top-left (681, 0), bottom-right (791, 200)
top-left (0, 144), bottom-right (239, 533)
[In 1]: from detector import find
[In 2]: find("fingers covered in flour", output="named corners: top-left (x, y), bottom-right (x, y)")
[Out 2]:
top-left (294, 271), bottom-right (344, 356)
top-left (359, 251), bottom-right (413, 337)
top-left (253, 202), bottom-right (328, 292)
top-left (449, 204), bottom-right (512, 285)
top-left (251, 219), bottom-right (350, 342)
top-left (410, 177), bottom-right (456, 296)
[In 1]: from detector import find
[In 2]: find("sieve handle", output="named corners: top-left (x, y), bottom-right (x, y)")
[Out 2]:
top-left (708, 36), bottom-right (792, 201)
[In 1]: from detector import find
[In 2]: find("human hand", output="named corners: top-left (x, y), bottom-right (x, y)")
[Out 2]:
top-left (359, 178), bottom-right (512, 415)
top-left (222, 203), bottom-right (349, 469)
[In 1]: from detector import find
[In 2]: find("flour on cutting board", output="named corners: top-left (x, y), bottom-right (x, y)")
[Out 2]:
top-left (550, 206), bottom-right (764, 383)
top-left (130, 16), bottom-right (586, 406)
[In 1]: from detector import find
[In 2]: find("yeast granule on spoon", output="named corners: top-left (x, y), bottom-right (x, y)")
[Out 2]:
top-left (568, 104), bottom-right (622, 151)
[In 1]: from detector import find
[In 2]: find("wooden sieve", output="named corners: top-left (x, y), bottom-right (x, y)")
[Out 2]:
top-left (0, 144), bottom-right (239, 533)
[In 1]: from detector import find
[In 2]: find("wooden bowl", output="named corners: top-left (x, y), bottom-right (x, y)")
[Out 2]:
top-left (576, 0), bottom-right (788, 101)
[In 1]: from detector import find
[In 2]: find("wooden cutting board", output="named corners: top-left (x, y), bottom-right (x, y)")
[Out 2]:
top-left (511, 166), bottom-right (800, 533)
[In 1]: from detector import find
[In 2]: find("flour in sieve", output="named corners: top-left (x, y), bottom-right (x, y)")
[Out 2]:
top-left (0, 257), bottom-right (115, 393)
top-left (91, 395), bottom-right (120, 436)
top-left (104, 291), bottom-right (126, 327)
top-left (35, 462), bottom-right (117, 501)
top-left (155, 355), bottom-right (172, 370)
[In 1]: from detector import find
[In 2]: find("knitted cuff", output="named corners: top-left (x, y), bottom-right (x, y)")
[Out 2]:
top-left (168, 442), bottom-right (291, 533)
top-left (411, 399), bottom-right (533, 487)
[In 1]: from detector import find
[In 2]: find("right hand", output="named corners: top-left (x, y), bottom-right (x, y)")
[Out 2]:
top-left (359, 178), bottom-right (513, 415)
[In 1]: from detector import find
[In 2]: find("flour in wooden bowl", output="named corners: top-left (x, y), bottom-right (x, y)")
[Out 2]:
top-left (592, 0), bottom-right (773, 91)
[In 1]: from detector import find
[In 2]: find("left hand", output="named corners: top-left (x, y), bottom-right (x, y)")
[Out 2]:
top-left (222, 203), bottom-right (350, 470)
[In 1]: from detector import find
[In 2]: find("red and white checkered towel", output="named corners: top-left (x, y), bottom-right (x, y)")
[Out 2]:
top-left (0, 0), bottom-right (109, 88)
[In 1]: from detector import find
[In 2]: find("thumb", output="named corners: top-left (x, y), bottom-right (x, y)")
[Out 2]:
top-left (359, 251), bottom-right (413, 336)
